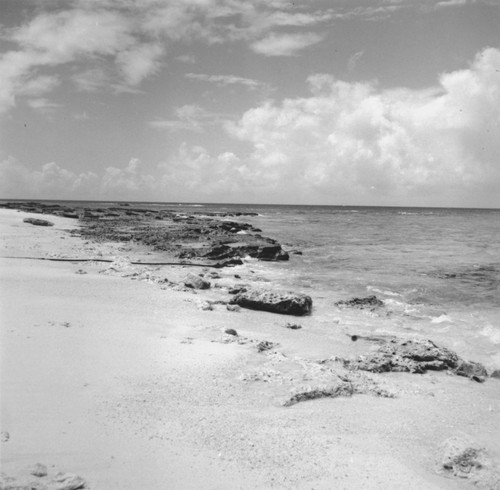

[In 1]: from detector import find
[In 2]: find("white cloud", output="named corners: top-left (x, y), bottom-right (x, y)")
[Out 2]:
top-left (26, 98), bottom-right (63, 112)
top-left (217, 47), bottom-right (500, 206)
top-left (101, 158), bottom-right (157, 197)
top-left (0, 157), bottom-right (98, 199)
top-left (116, 42), bottom-right (164, 86)
top-left (185, 73), bottom-right (264, 90)
top-left (0, 1), bottom-right (336, 113)
top-left (149, 104), bottom-right (222, 132)
top-left (250, 32), bottom-right (324, 56)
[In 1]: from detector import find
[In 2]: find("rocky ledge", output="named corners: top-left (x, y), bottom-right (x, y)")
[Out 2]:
top-left (0, 201), bottom-right (290, 265)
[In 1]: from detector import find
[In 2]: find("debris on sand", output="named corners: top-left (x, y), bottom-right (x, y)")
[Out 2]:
top-left (437, 435), bottom-right (500, 488)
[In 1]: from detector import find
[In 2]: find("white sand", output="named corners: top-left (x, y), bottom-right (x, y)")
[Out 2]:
top-left (1, 208), bottom-right (499, 489)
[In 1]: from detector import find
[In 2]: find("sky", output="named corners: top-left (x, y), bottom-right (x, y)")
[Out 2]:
top-left (0, 0), bottom-right (499, 207)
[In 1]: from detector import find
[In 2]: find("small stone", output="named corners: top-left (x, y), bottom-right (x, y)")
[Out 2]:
top-left (285, 323), bottom-right (302, 330)
top-left (490, 369), bottom-right (500, 379)
top-left (1, 431), bottom-right (9, 442)
top-left (29, 463), bottom-right (48, 477)
top-left (226, 304), bottom-right (240, 312)
top-left (225, 328), bottom-right (238, 336)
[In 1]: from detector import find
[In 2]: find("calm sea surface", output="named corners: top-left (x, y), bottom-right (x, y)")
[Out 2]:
top-left (25, 201), bottom-right (500, 369)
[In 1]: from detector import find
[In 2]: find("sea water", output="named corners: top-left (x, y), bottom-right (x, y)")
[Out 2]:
top-left (172, 203), bottom-right (500, 369)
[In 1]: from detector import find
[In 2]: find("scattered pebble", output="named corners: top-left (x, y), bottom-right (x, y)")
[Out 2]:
top-left (225, 328), bottom-right (238, 336)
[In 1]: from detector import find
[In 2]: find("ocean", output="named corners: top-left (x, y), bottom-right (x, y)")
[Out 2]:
top-left (12, 200), bottom-right (500, 370)
top-left (170, 203), bottom-right (500, 370)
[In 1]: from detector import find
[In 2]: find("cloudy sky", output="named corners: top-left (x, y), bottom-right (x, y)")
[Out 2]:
top-left (1, 0), bottom-right (499, 207)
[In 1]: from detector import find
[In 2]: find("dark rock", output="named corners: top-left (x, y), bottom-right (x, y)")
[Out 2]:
top-left (225, 328), bottom-right (238, 336)
top-left (257, 340), bottom-right (276, 352)
top-left (184, 273), bottom-right (210, 290)
top-left (62, 212), bottom-right (78, 219)
top-left (285, 323), bottom-right (302, 330)
top-left (335, 295), bottom-right (384, 309)
top-left (231, 289), bottom-right (312, 316)
top-left (23, 218), bottom-right (54, 227)
top-left (345, 338), bottom-right (487, 380)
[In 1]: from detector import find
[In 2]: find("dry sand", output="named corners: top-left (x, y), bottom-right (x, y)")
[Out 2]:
top-left (1, 208), bottom-right (499, 489)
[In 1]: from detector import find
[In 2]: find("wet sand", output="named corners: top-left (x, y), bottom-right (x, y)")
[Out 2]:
top-left (1, 208), bottom-right (499, 489)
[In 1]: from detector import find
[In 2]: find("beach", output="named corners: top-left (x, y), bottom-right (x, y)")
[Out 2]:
top-left (1, 205), bottom-right (500, 490)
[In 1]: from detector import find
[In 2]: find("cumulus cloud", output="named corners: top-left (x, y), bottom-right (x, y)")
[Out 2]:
top-left (155, 48), bottom-right (500, 206)
top-left (0, 157), bottom-right (98, 199)
top-left (250, 32), bottom-right (324, 56)
top-left (101, 158), bottom-right (158, 198)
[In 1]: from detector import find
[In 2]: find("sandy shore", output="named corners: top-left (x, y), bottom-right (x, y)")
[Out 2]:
top-left (1, 208), bottom-right (499, 489)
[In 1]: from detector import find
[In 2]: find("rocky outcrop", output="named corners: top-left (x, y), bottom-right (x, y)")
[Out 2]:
top-left (230, 288), bottom-right (312, 316)
top-left (23, 217), bottom-right (54, 227)
top-left (344, 338), bottom-right (488, 381)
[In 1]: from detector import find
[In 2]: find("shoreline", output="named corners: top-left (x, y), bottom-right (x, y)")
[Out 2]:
top-left (1, 206), bottom-right (500, 489)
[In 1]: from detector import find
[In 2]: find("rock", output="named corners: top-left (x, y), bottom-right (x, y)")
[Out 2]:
top-left (231, 289), bottom-right (312, 316)
top-left (285, 323), bottom-right (302, 330)
top-left (454, 360), bottom-right (488, 382)
top-left (437, 435), bottom-right (500, 487)
top-left (1, 431), bottom-right (9, 442)
top-left (50, 472), bottom-right (85, 490)
top-left (345, 338), bottom-right (488, 380)
top-left (490, 369), bottom-right (500, 379)
top-left (225, 328), bottom-right (238, 336)
top-left (257, 340), bottom-right (276, 352)
top-left (226, 304), bottom-right (240, 312)
top-left (184, 273), bottom-right (210, 290)
top-left (29, 463), bottom-right (48, 477)
top-left (335, 295), bottom-right (384, 309)
top-left (284, 382), bottom-right (355, 407)
top-left (23, 218), bottom-right (54, 227)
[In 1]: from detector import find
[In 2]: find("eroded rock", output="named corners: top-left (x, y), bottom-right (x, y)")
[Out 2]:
top-left (344, 338), bottom-right (487, 380)
top-left (231, 289), bottom-right (312, 316)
